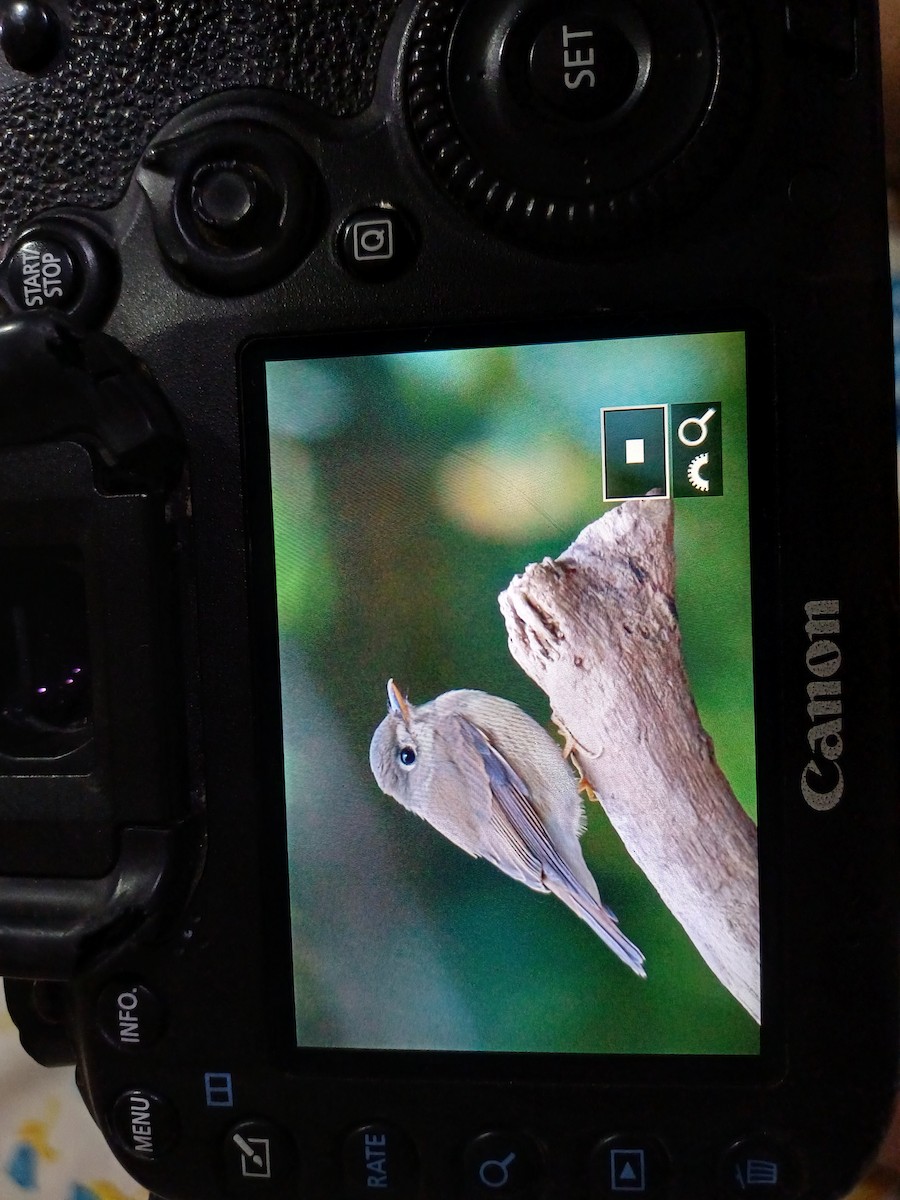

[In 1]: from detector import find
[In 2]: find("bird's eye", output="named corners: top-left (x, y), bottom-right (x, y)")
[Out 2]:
top-left (398, 746), bottom-right (417, 769)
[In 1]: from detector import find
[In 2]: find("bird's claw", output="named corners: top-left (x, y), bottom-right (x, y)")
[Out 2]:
top-left (551, 711), bottom-right (578, 758)
top-left (571, 750), bottom-right (599, 801)
top-left (552, 714), bottom-right (599, 801)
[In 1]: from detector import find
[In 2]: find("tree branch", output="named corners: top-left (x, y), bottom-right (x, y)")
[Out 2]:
top-left (498, 498), bottom-right (760, 1022)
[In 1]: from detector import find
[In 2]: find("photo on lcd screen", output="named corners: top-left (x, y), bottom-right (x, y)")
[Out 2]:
top-left (263, 331), bottom-right (761, 1056)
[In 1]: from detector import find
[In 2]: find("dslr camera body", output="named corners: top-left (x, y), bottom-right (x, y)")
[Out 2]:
top-left (0, 1), bottom-right (898, 1198)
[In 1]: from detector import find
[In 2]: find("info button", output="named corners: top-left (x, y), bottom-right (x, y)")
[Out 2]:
top-left (97, 979), bottom-right (165, 1052)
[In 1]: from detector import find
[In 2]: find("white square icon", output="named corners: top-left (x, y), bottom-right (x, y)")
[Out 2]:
top-left (352, 218), bottom-right (394, 261)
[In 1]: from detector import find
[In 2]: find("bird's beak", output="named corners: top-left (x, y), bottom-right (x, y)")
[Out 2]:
top-left (386, 678), bottom-right (412, 724)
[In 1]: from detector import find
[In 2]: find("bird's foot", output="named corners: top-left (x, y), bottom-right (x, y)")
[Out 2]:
top-left (552, 713), bottom-right (599, 801)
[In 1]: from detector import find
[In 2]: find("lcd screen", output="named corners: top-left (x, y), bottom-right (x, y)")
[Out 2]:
top-left (256, 328), bottom-right (760, 1057)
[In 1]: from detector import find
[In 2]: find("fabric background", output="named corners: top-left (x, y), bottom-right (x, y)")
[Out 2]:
top-left (0, 996), bottom-right (149, 1200)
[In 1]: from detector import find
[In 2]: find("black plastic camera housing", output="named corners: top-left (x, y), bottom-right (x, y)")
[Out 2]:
top-left (0, 2), bottom-right (898, 1199)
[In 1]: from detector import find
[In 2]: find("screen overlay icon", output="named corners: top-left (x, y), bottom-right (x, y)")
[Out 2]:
top-left (602, 403), bottom-right (722, 500)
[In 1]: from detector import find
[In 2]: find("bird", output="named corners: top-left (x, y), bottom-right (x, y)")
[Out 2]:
top-left (368, 679), bottom-right (646, 977)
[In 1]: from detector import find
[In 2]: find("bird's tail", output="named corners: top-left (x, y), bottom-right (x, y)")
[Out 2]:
top-left (550, 878), bottom-right (647, 978)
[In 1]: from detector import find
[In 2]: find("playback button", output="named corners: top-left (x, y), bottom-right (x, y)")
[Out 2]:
top-left (590, 1135), bottom-right (670, 1197)
top-left (224, 1120), bottom-right (296, 1193)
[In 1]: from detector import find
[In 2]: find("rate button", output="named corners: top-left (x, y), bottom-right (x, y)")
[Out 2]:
top-left (342, 1123), bottom-right (418, 1197)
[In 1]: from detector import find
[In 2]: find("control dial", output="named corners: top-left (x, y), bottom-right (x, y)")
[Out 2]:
top-left (405, 0), bottom-right (756, 252)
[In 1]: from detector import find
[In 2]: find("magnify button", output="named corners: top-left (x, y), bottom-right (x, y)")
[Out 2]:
top-left (480, 1152), bottom-right (516, 1188)
top-left (464, 1132), bottom-right (541, 1195)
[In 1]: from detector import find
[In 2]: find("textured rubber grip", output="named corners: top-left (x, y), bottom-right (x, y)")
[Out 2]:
top-left (0, 0), bottom-right (401, 243)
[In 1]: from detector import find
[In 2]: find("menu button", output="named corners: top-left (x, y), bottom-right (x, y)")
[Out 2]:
top-left (111, 1090), bottom-right (178, 1161)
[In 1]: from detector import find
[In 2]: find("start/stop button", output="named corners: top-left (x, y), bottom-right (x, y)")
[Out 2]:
top-left (7, 235), bottom-right (79, 310)
top-left (0, 216), bottom-right (119, 326)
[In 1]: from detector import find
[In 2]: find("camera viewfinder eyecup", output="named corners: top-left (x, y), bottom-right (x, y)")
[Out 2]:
top-left (0, 312), bottom-right (199, 985)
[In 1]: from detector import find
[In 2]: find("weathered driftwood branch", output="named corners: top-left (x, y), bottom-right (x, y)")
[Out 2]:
top-left (498, 498), bottom-right (760, 1023)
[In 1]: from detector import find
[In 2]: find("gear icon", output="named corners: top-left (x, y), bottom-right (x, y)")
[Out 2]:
top-left (687, 452), bottom-right (710, 492)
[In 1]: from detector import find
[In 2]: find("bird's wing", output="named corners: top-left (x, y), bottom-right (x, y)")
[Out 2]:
top-left (456, 716), bottom-right (647, 978)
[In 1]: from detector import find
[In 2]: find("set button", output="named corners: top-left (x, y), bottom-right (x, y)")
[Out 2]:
top-left (525, 5), bottom-right (650, 123)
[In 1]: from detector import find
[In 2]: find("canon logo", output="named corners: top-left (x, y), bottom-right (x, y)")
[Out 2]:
top-left (801, 600), bottom-right (843, 810)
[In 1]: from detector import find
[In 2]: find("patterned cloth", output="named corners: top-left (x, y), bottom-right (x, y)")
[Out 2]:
top-left (0, 994), bottom-right (148, 1200)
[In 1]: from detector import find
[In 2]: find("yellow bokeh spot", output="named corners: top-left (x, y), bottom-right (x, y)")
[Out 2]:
top-left (436, 438), bottom-right (592, 541)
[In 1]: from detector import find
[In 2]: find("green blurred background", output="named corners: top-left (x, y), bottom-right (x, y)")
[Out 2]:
top-left (266, 330), bottom-right (760, 1056)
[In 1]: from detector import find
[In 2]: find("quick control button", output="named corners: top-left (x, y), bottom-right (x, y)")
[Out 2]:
top-left (224, 1119), bottom-right (296, 1192)
top-left (720, 1137), bottom-right (803, 1198)
top-left (527, 10), bottom-right (644, 120)
top-left (337, 205), bottom-right (418, 281)
top-left (0, 0), bottom-right (61, 73)
top-left (590, 1135), bottom-right (670, 1197)
top-left (463, 1132), bottom-right (542, 1196)
top-left (97, 980), bottom-right (164, 1052)
top-left (342, 1123), bottom-right (417, 1197)
top-left (0, 217), bottom-right (119, 326)
top-left (110, 1090), bottom-right (178, 1161)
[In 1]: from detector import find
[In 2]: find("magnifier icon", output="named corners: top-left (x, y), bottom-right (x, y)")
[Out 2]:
top-left (479, 1151), bottom-right (517, 1188)
top-left (677, 406), bottom-right (717, 447)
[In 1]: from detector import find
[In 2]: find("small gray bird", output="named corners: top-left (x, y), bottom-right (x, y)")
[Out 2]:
top-left (369, 680), bottom-right (646, 977)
